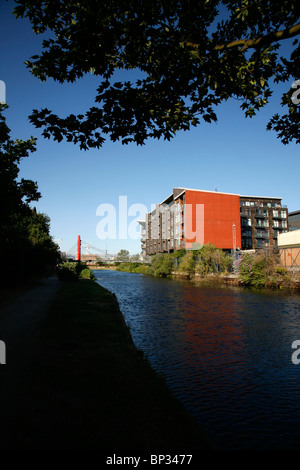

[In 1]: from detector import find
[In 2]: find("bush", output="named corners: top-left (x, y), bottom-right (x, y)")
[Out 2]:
top-left (178, 251), bottom-right (196, 277)
top-left (57, 261), bottom-right (95, 281)
top-left (195, 244), bottom-right (232, 277)
top-left (134, 264), bottom-right (152, 274)
top-left (116, 262), bottom-right (152, 275)
top-left (116, 262), bottom-right (136, 272)
top-left (236, 250), bottom-right (291, 288)
top-left (57, 261), bottom-right (78, 281)
top-left (151, 253), bottom-right (174, 278)
top-left (75, 262), bottom-right (88, 276)
top-left (79, 268), bottom-right (96, 280)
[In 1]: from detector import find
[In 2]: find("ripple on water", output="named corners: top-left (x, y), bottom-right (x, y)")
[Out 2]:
top-left (94, 270), bottom-right (300, 450)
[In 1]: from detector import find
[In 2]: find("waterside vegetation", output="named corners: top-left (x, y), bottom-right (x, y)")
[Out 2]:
top-left (0, 105), bottom-right (60, 285)
top-left (57, 261), bottom-right (96, 281)
top-left (114, 244), bottom-right (299, 290)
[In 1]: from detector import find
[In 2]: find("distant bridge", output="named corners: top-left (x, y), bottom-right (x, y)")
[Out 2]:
top-left (66, 236), bottom-right (115, 261)
top-left (64, 236), bottom-right (143, 263)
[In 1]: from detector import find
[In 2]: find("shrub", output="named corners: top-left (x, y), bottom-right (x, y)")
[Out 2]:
top-left (178, 251), bottom-right (196, 277)
top-left (75, 262), bottom-right (88, 276)
top-left (116, 262), bottom-right (137, 272)
top-left (57, 261), bottom-right (95, 281)
top-left (115, 262), bottom-right (151, 274)
top-left (57, 261), bottom-right (78, 281)
top-left (195, 244), bottom-right (232, 277)
top-left (236, 250), bottom-right (291, 288)
top-left (134, 264), bottom-right (152, 274)
top-left (79, 268), bottom-right (96, 280)
top-left (151, 253), bottom-right (174, 278)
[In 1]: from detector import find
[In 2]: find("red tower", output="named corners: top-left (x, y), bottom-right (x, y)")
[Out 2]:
top-left (77, 235), bottom-right (81, 262)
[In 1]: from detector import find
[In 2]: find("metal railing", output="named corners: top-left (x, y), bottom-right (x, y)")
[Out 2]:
top-left (255, 233), bottom-right (269, 238)
top-left (255, 212), bottom-right (268, 218)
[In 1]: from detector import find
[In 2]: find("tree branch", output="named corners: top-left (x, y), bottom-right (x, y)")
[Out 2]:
top-left (182, 22), bottom-right (300, 52)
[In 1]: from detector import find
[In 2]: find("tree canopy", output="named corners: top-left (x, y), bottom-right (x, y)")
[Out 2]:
top-left (14, 0), bottom-right (300, 149)
top-left (116, 249), bottom-right (130, 261)
top-left (0, 104), bottom-right (59, 282)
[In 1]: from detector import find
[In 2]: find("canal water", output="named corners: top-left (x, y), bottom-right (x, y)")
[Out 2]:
top-left (94, 269), bottom-right (300, 450)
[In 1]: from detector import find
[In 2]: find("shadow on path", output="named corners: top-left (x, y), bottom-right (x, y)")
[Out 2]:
top-left (0, 276), bottom-right (60, 359)
top-left (0, 276), bottom-right (60, 448)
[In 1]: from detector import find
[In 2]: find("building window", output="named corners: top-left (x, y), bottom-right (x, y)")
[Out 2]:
top-left (281, 211), bottom-right (287, 218)
top-left (257, 238), bottom-right (269, 248)
top-left (242, 238), bottom-right (252, 249)
top-left (282, 220), bottom-right (287, 228)
top-left (273, 210), bottom-right (279, 218)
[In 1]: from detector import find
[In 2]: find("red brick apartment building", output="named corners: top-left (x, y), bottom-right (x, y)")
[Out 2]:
top-left (139, 188), bottom-right (288, 256)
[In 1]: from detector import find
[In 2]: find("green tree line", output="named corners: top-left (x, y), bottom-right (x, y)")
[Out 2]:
top-left (115, 244), bottom-right (295, 289)
top-left (0, 104), bottom-right (60, 284)
top-left (116, 244), bottom-right (232, 278)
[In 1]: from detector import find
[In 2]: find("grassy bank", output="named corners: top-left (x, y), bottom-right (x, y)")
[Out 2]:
top-left (1, 278), bottom-right (213, 450)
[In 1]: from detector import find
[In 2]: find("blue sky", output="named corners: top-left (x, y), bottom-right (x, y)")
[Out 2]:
top-left (0, 1), bottom-right (299, 255)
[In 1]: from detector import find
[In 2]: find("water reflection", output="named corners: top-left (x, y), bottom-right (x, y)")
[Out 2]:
top-left (94, 270), bottom-right (300, 450)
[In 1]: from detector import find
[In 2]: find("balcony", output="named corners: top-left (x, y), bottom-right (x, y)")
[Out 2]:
top-left (255, 232), bottom-right (269, 238)
top-left (255, 212), bottom-right (268, 218)
top-left (256, 223), bottom-right (269, 228)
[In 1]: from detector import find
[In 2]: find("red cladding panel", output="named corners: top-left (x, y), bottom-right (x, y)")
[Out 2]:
top-left (184, 190), bottom-right (241, 249)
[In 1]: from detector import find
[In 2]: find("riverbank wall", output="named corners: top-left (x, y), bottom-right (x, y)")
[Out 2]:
top-left (173, 272), bottom-right (240, 285)
top-left (171, 271), bottom-right (300, 290)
